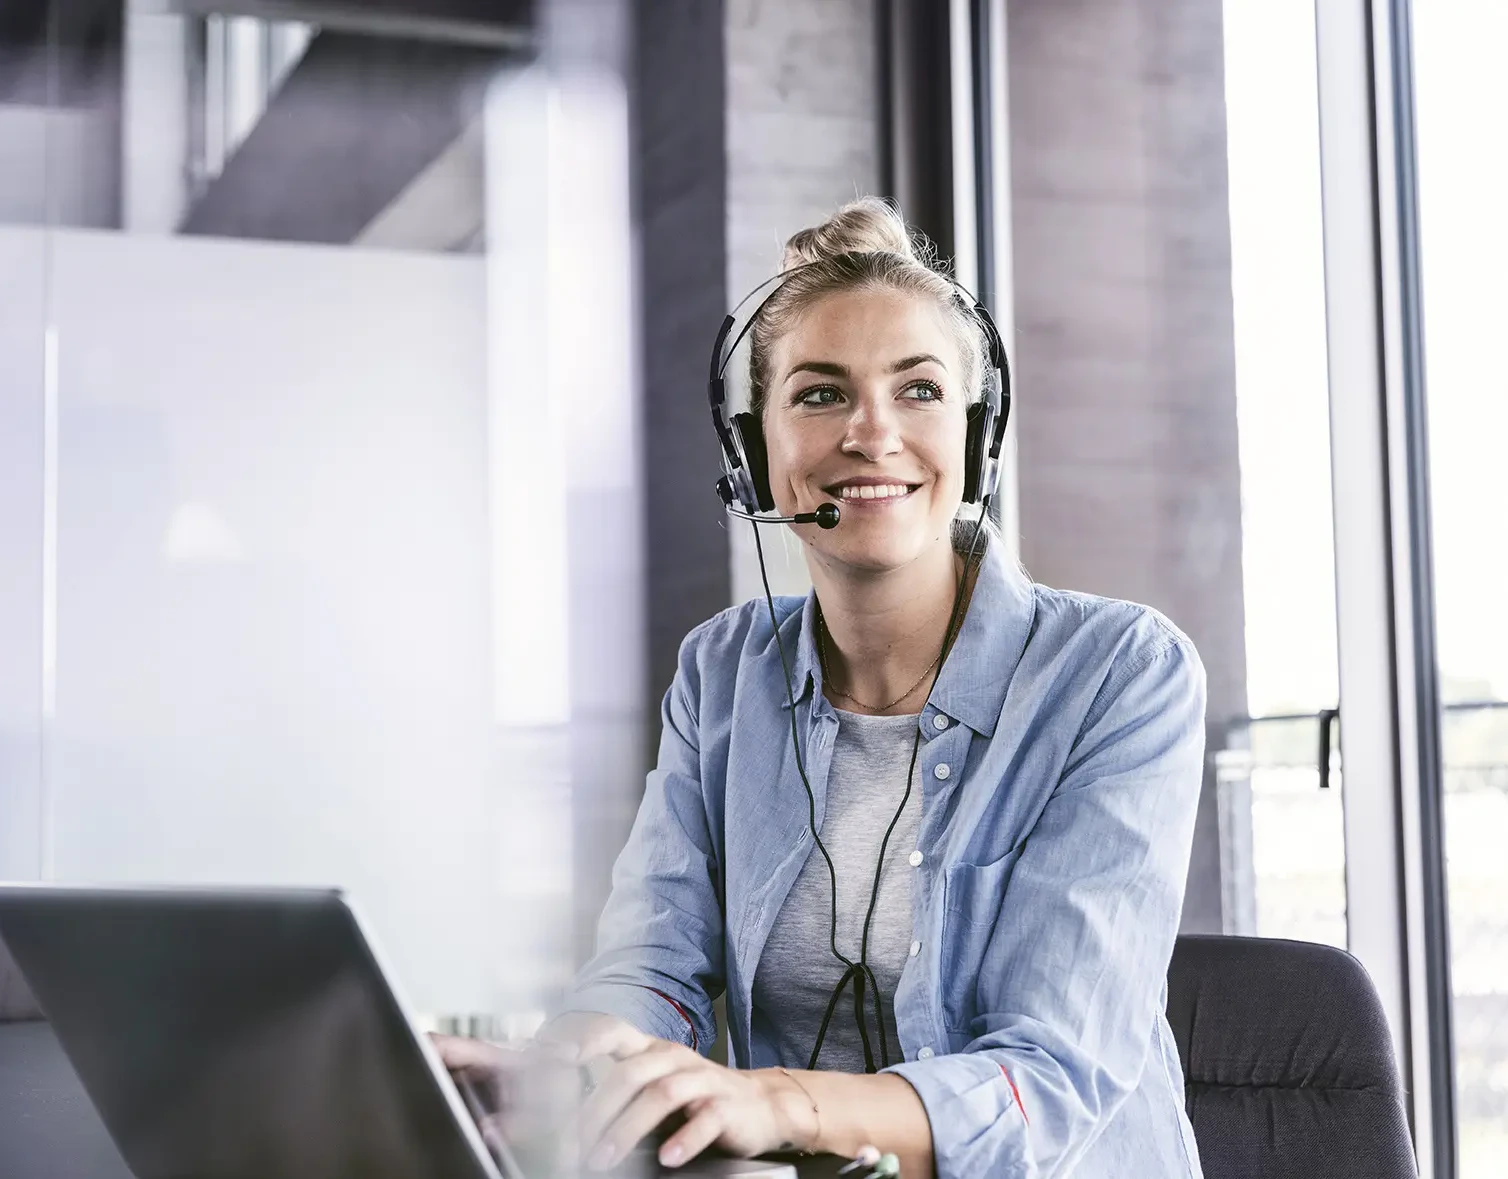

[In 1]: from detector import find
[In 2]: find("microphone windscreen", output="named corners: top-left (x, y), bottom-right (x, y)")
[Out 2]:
top-left (815, 503), bottom-right (841, 529)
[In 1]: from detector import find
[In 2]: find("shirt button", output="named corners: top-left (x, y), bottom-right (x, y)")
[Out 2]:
top-left (933, 763), bottom-right (951, 781)
top-left (909, 940), bottom-right (921, 957)
top-left (932, 714), bottom-right (949, 731)
top-left (917, 1046), bottom-right (934, 1060)
top-left (908, 850), bottom-right (924, 867)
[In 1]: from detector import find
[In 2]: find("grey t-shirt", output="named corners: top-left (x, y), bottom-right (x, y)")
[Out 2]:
top-left (751, 709), bottom-right (923, 1072)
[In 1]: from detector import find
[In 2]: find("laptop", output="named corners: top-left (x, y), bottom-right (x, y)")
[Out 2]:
top-left (0, 885), bottom-right (797, 1179)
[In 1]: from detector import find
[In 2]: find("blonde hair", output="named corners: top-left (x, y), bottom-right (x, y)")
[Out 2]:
top-left (748, 197), bottom-right (988, 419)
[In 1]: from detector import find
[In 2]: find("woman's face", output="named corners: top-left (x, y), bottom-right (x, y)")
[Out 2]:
top-left (763, 286), bottom-right (970, 573)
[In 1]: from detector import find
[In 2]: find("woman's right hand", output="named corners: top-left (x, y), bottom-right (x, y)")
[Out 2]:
top-left (430, 1031), bottom-right (586, 1166)
top-left (432, 1013), bottom-right (653, 1168)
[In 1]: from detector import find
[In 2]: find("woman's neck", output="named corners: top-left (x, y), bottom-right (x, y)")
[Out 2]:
top-left (811, 538), bottom-right (971, 716)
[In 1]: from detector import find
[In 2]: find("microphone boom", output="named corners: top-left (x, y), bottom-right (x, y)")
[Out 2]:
top-left (724, 501), bottom-right (841, 530)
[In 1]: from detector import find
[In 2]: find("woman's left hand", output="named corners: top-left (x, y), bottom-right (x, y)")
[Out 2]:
top-left (579, 1039), bottom-right (811, 1171)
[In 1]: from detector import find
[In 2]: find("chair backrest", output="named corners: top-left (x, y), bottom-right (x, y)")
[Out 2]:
top-left (1166, 934), bottom-right (1417, 1179)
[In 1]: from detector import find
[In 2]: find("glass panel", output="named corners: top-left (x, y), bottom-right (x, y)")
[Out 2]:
top-left (32, 0), bottom-right (560, 1031)
top-left (0, 176), bottom-right (47, 884)
top-left (1242, 715), bottom-right (1347, 948)
top-left (1220, 0), bottom-right (1345, 943)
top-left (0, 0), bottom-right (53, 887)
top-left (1412, 5), bottom-right (1508, 1172)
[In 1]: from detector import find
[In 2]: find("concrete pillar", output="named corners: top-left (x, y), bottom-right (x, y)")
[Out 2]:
top-left (1005, 0), bottom-right (1247, 932)
top-left (634, 0), bottom-right (730, 715)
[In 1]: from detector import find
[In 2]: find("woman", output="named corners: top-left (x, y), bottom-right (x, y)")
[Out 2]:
top-left (447, 199), bottom-right (1206, 1178)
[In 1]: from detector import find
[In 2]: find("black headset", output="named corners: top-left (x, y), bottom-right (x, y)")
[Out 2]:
top-left (705, 255), bottom-right (1011, 1072)
top-left (707, 257), bottom-right (1013, 519)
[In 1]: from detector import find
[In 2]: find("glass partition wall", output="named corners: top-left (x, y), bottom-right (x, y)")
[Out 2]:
top-left (0, 0), bottom-right (599, 1036)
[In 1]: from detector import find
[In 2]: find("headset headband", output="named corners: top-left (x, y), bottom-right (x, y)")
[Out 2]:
top-left (708, 252), bottom-right (1012, 513)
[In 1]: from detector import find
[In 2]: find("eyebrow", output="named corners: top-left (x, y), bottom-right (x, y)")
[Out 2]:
top-left (782, 353), bottom-right (949, 383)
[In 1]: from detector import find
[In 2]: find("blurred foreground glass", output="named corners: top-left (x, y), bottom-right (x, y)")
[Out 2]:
top-left (0, 0), bottom-right (580, 1035)
top-left (1412, 3), bottom-right (1508, 1172)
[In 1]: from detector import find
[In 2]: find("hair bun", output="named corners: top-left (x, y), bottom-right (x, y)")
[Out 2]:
top-left (781, 197), bottom-right (920, 269)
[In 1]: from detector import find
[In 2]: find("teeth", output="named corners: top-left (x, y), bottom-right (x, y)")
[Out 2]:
top-left (839, 484), bottom-right (910, 501)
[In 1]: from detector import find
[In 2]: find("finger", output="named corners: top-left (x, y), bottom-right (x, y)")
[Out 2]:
top-left (476, 1113), bottom-right (507, 1154)
top-left (657, 1099), bottom-right (728, 1169)
top-left (430, 1034), bottom-right (504, 1074)
top-left (588, 1071), bottom-right (719, 1173)
top-left (578, 1043), bottom-right (689, 1153)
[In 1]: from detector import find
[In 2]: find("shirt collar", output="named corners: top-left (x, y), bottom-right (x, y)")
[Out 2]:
top-left (778, 594), bottom-right (820, 712)
top-left (780, 527), bottom-right (1036, 737)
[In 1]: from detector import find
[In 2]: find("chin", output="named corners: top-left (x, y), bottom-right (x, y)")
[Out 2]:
top-left (813, 524), bottom-right (947, 573)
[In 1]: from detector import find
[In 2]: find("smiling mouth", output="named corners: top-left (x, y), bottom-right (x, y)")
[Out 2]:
top-left (826, 483), bottom-right (920, 502)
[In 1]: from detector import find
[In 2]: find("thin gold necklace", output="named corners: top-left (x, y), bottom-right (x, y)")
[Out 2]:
top-left (817, 613), bottom-right (943, 713)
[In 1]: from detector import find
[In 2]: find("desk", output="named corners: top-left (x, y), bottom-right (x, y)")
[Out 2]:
top-left (1, 1022), bottom-right (872, 1179)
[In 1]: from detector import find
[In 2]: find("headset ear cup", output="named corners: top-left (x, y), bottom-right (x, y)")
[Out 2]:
top-left (731, 412), bottom-right (775, 512)
top-left (963, 400), bottom-right (990, 504)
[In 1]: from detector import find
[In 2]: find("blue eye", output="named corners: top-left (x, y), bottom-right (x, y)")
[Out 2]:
top-left (796, 385), bottom-right (843, 406)
top-left (904, 380), bottom-right (943, 401)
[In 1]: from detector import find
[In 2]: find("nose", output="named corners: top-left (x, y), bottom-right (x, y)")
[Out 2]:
top-left (841, 393), bottom-right (903, 461)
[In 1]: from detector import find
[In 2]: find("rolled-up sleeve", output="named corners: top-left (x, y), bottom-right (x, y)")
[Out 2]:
top-left (886, 633), bottom-right (1206, 1178)
top-left (556, 629), bottom-right (725, 1054)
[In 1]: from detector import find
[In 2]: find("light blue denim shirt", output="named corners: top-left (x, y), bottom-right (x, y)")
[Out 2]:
top-left (565, 536), bottom-right (1207, 1178)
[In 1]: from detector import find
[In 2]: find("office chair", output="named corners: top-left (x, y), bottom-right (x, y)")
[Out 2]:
top-left (1167, 934), bottom-right (1418, 1179)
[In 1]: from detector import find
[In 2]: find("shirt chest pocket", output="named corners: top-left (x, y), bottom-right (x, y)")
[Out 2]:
top-left (939, 843), bottom-right (1026, 1035)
